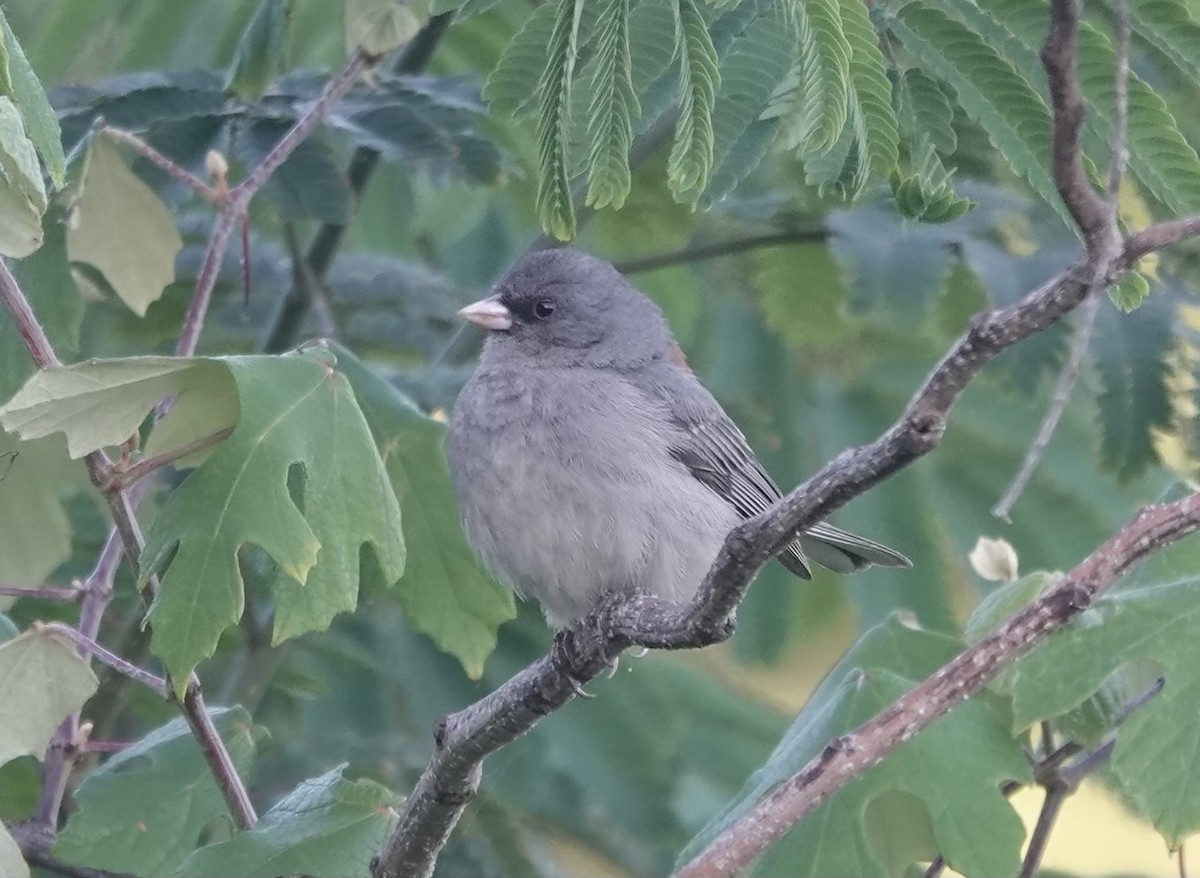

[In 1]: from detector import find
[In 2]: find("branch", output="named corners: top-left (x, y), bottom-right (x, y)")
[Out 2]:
top-left (0, 583), bottom-right (81, 601)
top-left (102, 426), bottom-right (234, 492)
top-left (101, 127), bottom-right (219, 204)
top-left (36, 622), bottom-right (167, 697)
top-left (178, 46), bottom-right (376, 358)
top-left (261, 13), bottom-right (453, 354)
top-left (677, 494), bottom-right (1200, 878)
top-left (614, 230), bottom-right (830, 274)
top-left (1041, 0), bottom-right (1113, 249)
top-left (993, 291), bottom-right (1100, 520)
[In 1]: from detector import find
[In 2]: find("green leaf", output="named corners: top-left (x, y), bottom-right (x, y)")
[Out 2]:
top-left (332, 345), bottom-right (514, 679)
top-left (345, 0), bottom-right (428, 56)
top-left (225, 0), bottom-right (293, 100)
top-left (700, 5), bottom-right (793, 206)
top-left (896, 68), bottom-right (956, 154)
top-left (0, 96), bottom-right (46, 258)
top-left (1110, 270), bottom-right (1150, 312)
top-left (584, 0), bottom-right (639, 210)
top-left (141, 351), bottom-right (406, 689)
top-left (235, 117), bottom-right (351, 223)
top-left (0, 431), bottom-right (87, 587)
top-left (886, 2), bottom-right (1065, 227)
top-left (53, 708), bottom-right (257, 878)
top-left (0, 357), bottom-right (235, 459)
top-left (1006, 573), bottom-right (1200, 847)
top-left (1093, 292), bottom-right (1173, 480)
top-left (839, 0), bottom-right (897, 182)
top-left (766, 0), bottom-right (850, 156)
top-left (667, 0), bottom-right (720, 202)
top-left (535, 0), bottom-right (584, 240)
top-left (0, 9), bottom-right (65, 189)
top-left (754, 242), bottom-right (852, 348)
top-left (482, 2), bottom-right (558, 115)
top-left (963, 571), bottom-right (1059, 646)
top-left (0, 628), bottom-right (97, 766)
top-left (679, 616), bottom-right (1029, 877)
top-left (176, 766), bottom-right (399, 878)
top-left (1126, 0), bottom-right (1200, 84)
top-left (1, 204), bottom-right (83, 405)
top-left (0, 615), bottom-right (17, 643)
top-left (66, 135), bottom-right (182, 316)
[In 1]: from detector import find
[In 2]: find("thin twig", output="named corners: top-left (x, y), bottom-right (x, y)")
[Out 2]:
top-left (0, 583), bottom-right (81, 601)
top-left (36, 622), bottom-right (167, 697)
top-left (101, 127), bottom-right (219, 204)
top-left (262, 13), bottom-right (453, 354)
top-left (0, 259), bottom-right (60, 368)
top-left (1180, 842), bottom-right (1188, 878)
top-left (1108, 0), bottom-right (1131, 205)
top-left (1018, 783), bottom-right (1069, 878)
top-left (103, 426), bottom-right (234, 492)
top-left (614, 230), bottom-right (831, 274)
top-left (178, 47), bottom-right (375, 358)
top-left (993, 291), bottom-right (1101, 520)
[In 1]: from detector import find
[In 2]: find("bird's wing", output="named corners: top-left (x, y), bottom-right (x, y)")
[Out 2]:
top-left (632, 361), bottom-right (816, 577)
top-left (634, 360), bottom-right (910, 575)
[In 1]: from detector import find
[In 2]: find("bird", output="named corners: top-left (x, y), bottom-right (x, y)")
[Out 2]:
top-left (446, 248), bottom-right (910, 629)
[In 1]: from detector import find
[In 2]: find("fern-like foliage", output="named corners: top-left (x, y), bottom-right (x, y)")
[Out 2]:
top-left (482, 2), bottom-right (559, 115)
top-left (668, 0), bottom-right (721, 201)
top-left (767, 0), bottom-right (850, 156)
top-left (1125, 0), bottom-right (1200, 84)
top-left (585, 0), bottom-right (639, 209)
top-left (536, 0), bottom-right (585, 241)
top-left (838, 0), bottom-right (897, 184)
top-left (886, 2), bottom-right (1067, 226)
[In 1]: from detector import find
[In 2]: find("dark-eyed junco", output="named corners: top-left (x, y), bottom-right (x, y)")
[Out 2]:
top-left (447, 249), bottom-right (909, 627)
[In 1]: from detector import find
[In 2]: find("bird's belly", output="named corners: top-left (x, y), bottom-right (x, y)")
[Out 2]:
top-left (459, 418), bottom-right (738, 626)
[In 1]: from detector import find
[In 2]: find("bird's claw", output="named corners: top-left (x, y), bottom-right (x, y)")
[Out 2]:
top-left (568, 675), bottom-right (596, 698)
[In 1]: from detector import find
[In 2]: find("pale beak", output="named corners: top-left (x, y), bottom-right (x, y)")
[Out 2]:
top-left (458, 296), bottom-right (513, 331)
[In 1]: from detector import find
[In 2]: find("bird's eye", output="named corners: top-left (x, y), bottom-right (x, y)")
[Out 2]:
top-left (533, 300), bottom-right (556, 319)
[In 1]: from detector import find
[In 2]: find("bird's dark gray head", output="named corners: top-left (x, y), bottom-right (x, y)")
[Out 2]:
top-left (460, 248), bottom-right (674, 370)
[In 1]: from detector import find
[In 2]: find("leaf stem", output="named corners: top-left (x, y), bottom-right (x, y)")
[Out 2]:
top-left (36, 622), bottom-right (167, 697)
top-left (101, 127), bottom-right (220, 204)
top-left (103, 426), bottom-right (234, 492)
top-left (0, 583), bottom-right (81, 601)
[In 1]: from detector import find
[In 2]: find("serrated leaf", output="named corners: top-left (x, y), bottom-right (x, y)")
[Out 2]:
top-left (235, 117), bottom-right (351, 222)
top-left (0, 357), bottom-right (235, 459)
top-left (332, 345), bottom-right (513, 679)
top-left (1127, 0), bottom-right (1200, 84)
top-left (679, 616), bottom-right (1029, 877)
top-left (225, 0), bottom-right (293, 100)
top-left (0, 431), bottom-right (87, 587)
top-left (698, 5), bottom-right (793, 206)
top-left (668, 0), bottom-right (720, 202)
top-left (66, 135), bottom-right (182, 316)
top-left (767, 0), bottom-right (850, 156)
top-left (1093, 292), bottom-right (1173, 480)
top-left (175, 766), bottom-right (398, 878)
top-left (0, 822), bottom-right (28, 878)
top-left (53, 708), bottom-right (257, 877)
top-left (482, 2), bottom-right (559, 115)
top-left (887, 2), bottom-right (1066, 227)
top-left (535, 0), bottom-right (584, 239)
top-left (0, 9), bottom-right (65, 189)
top-left (754, 243), bottom-right (852, 348)
top-left (141, 351), bottom-right (406, 690)
top-left (0, 96), bottom-right (46, 258)
top-left (324, 73), bottom-right (505, 185)
top-left (1006, 573), bottom-right (1200, 846)
top-left (896, 68), bottom-right (956, 154)
top-left (839, 0), bottom-right (897, 181)
top-left (584, 0), bottom-right (638, 210)
top-left (1111, 270), bottom-right (1151, 312)
top-left (0, 628), bottom-right (97, 766)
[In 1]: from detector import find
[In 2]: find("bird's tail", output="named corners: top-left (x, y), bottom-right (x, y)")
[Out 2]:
top-left (778, 522), bottom-right (911, 578)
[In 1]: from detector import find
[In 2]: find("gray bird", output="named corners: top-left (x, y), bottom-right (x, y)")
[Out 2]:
top-left (447, 248), bottom-right (910, 628)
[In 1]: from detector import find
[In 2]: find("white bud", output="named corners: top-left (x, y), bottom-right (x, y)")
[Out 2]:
top-left (205, 149), bottom-right (229, 182)
top-left (969, 536), bottom-right (1019, 583)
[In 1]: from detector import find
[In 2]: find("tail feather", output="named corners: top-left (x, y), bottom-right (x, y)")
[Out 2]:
top-left (777, 522), bottom-right (910, 578)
